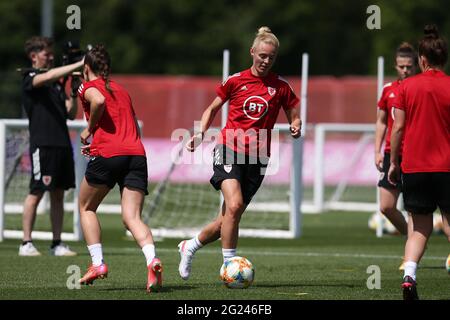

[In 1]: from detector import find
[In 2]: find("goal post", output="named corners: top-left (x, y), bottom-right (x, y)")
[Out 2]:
top-left (0, 119), bottom-right (87, 242)
top-left (312, 123), bottom-right (377, 213)
top-left (142, 123), bottom-right (303, 239)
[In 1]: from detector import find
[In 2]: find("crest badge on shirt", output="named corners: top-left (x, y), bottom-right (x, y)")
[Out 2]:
top-left (224, 164), bottom-right (232, 173)
top-left (42, 175), bottom-right (52, 186)
top-left (268, 87), bottom-right (276, 96)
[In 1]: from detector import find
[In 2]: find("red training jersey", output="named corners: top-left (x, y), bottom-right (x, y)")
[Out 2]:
top-left (216, 69), bottom-right (299, 156)
top-left (78, 78), bottom-right (146, 158)
top-left (377, 80), bottom-right (404, 155)
top-left (392, 70), bottom-right (450, 173)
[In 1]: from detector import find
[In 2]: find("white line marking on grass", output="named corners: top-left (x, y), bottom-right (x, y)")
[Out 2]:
top-left (277, 292), bottom-right (309, 296)
top-left (104, 247), bottom-right (445, 261)
top-left (0, 244), bottom-right (445, 261)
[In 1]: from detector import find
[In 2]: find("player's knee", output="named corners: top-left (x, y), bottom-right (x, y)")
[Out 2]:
top-left (121, 217), bottom-right (132, 230)
top-left (78, 202), bottom-right (88, 214)
top-left (26, 199), bottom-right (40, 209)
top-left (380, 205), bottom-right (397, 217)
top-left (78, 201), bottom-right (94, 215)
top-left (122, 215), bottom-right (130, 227)
top-left (122, 213), bottom-right (140, 229)
top-left (213, 219), bottom-right (222, 233)
top-left (26, 193), bottom-right (43, 206)
top-left (226, 200), bottom-right (245, 216)
top-left (79, 207), bottom-right (97, 217)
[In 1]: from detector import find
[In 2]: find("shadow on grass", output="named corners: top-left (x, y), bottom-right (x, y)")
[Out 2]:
top-left (98, 285), bottom-right (199, 292)
top-left (254, 282), bottom-right (360, 289)
top-left (418, 266), bottom-right (447, 270)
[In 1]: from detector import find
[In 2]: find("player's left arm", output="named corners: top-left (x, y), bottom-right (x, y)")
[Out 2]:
top-left (80, 87), bottom-right (105, 145)
top-left (284, 106), bottom-right (301, 139)
top-left (388, 107), bottom-right (405, 185)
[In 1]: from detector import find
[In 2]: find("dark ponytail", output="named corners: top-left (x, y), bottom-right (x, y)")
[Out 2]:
top-left (84, 44), bottom-right (113, 94)
top-left (418, 24), bottom-right (448, 68)
top-left (424, 24), bottom-right (439, 39)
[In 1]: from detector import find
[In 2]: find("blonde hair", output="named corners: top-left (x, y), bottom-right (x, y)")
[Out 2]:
top-left (252, 26), bottom-right (279, 50)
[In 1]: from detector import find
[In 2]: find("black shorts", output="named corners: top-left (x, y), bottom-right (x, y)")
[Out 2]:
top-left (29, 146), bottom-right (75, 194)
top-left (377, 152), bottom-right (402, 190)
top-left (85, 155), bottom-right (149, 195)
top-left (402, 172), bottom-right (450, 214)
top-left (210, 146), bottom-right (268, 205)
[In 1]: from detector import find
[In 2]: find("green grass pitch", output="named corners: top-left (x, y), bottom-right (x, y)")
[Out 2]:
top-left (0, 211), bottom-right (449, 300)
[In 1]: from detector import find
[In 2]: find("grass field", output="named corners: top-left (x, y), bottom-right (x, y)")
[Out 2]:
top-left (1, 211), bottom-right (449, 300)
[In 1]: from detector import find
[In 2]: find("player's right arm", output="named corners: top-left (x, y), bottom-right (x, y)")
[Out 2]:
top-left (134, 115), bottom-right (142, 138)
top-left (32, 59), bottom-right (84, 88)
top-left (374, 108), bottom-right (387, 171)
top-left (186, 96), bottom-right (224, 152)
top-left (80, 87), bottom-right (105, 145)
top-left (284, 107), bottom-right (301, 139)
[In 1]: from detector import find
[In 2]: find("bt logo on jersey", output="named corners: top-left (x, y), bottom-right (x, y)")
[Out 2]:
top-left (243, 96), bottom-right (268, 120)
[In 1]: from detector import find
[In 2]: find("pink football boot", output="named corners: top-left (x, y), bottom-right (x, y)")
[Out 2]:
top-left (147, 258), bottom-right (163, 292)
top-left (79, 263), bottom-right (109, 285)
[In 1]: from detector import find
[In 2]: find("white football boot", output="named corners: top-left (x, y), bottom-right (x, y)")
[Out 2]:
top-left (178, 240), bottom-right (194, 280)
top-left (50, 243), bottom-right (77, 256)
top-left (19, 242), bottom-right (41, 256)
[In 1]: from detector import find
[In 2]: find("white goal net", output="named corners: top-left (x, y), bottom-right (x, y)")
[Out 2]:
top-left (0, 119), bottom-right (87, 241)
top-left (141, 124), bottom-right (302, 239)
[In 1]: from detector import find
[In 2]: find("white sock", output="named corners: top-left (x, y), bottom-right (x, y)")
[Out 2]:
top-left (222, 248), bottom-right (236, 262)
top-left (87, 243), bottom-right (103, 267)
top-left (185, 235), bottom-right (203, 254)
top-left (142, 244), bottom-right (156, 266)
top-left (403, 261), bottom-right (417, 281)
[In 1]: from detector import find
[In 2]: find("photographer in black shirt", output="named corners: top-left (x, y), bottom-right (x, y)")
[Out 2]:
top-left (19, 36), bottom-right (83, 256)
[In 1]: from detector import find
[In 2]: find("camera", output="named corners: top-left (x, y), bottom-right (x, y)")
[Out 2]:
top-left (61, 40), bottom-right (92, 96)
top-left (62, 40), bottom-right (91, 65)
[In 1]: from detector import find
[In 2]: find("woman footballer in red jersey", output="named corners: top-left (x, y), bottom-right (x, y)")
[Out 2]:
top-left (374, 43), bottom-right (416, 267)
top-left (177, 27), bottom-right (301, 280)
top-left (76, 45), bottom-right (163, 293)
top-left (388, 25), bottom-right (450, 300)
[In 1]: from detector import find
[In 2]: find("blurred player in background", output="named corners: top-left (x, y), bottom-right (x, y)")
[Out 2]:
top-left (178, 26), bottom-right (301, 280)
top-left (388, 24), bottom-right (450, 300)
top-left (374, 42), bottom-right (416, 269)
top-left (77, 45), bottom-right (163, 293)
top-left (19, 36), bottom-right (83, 257)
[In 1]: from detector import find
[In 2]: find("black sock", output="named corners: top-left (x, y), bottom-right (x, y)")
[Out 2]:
top-left (22, 240), bottom-right (32, 246)
top-left (51, 239), bottom-right (61, 249)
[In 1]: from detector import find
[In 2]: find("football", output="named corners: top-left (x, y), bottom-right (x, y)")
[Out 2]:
top-left (369, 212), bottom-right (444, 235)
top-left (368, 212), bottom-right (399, 235)
top-left (220, 256), bottom-right (255, 289)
